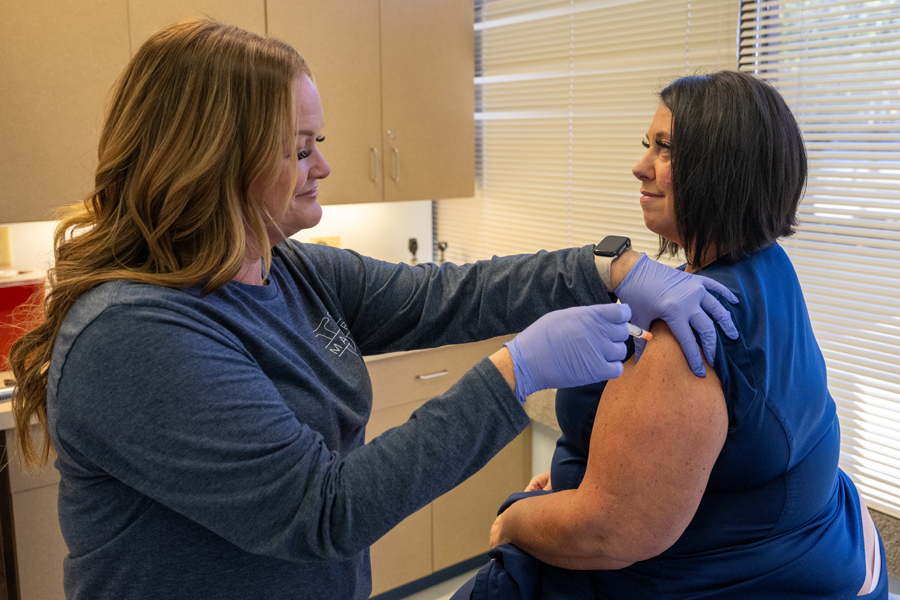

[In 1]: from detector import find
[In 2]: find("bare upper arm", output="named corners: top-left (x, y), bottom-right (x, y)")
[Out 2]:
top-left (573, 320), bottom-right (728, 563)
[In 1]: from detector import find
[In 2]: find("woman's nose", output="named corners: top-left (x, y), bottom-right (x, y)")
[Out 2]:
top-left (632, 153), bottom-right (652, 181)
top-left (311, 150), bottom-right (331, 180)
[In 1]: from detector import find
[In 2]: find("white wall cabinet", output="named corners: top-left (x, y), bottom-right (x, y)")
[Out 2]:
top-left (268, 0), bottom-right (475, 206)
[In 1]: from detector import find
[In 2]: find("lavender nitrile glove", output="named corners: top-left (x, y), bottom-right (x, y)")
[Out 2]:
top-left (503, 304), bottom-right (631, 404)
top-left (615, 253), bottom-right (739, 377)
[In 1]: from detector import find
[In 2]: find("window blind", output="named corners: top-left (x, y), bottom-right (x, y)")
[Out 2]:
top-left (740, 1), bottom-right (900, 519)
top-left (437, 0), bottom-right (739, 266)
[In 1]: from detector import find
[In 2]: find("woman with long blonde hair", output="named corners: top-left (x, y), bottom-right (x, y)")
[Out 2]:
top-left (9, 19), bottom-right (738, 600)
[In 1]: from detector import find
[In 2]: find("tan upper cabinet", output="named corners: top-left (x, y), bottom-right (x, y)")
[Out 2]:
top-left (0, 1), bottom-right (266, 224)
top-left (0, 1), bottom-right (472, 223)
top-left (128, 0), bottom-right (266, 48)
top-left (268, 1), bottom-right (385, 205)
top-left (0, 0), bottom-right (131, 224)
top-left (268, 0), bottom-right (474, 205)
top-left (380, 0), bottom-right (475, 203)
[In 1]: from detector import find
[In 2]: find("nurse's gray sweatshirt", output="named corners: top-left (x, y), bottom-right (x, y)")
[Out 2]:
top-left (47, 241), bottom-right (610, 600)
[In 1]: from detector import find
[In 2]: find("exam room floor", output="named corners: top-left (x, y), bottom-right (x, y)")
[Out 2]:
top-left (386, 530), bottom-right (900, 599)
top-left (394, 573), bottom-right (900, 599)
top-left (403, 569), bottom-right (900, 600)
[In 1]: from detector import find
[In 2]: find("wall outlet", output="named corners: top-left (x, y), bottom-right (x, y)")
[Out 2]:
top-left (0, 227), bottom-right (11, 266)
top-left (309, 235), bottom-right (340, 248)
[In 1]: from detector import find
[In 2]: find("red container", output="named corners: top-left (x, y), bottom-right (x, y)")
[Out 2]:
top-left (0, 271), bottom-right (44, 371)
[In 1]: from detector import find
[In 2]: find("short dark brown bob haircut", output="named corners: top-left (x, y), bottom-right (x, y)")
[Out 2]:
top-left (658, 70), bottom-right (807, 267)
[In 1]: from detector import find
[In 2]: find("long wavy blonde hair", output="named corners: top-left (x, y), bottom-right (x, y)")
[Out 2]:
top-left (9, 18), bottom-right (310, 469)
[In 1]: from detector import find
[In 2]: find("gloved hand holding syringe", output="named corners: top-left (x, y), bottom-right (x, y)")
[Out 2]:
top-left (501, 255), bottom-right (737, 403)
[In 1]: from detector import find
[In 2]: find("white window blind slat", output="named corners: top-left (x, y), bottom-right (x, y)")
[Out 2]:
top-left (748, 73), bottom-right (900, 88)
top-left (831, 381), bottom-right (900, 411)
top-left (474, 0), bottom-right (644, 30)
top-left (741, 0), bottom-right (900, 518)
top-left (740, 19), bottom-right (900, 44)
top-left (741, 0), bottom-right (895, 18)
top-left (840, 426), bottom-right (900, 460)
top-left (789, 245), bottom-right (900, 268)
top-left (805, 151), bottom-right (899, 160)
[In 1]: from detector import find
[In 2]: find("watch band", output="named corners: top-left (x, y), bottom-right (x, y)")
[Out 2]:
top-left (594, 253), bottom-right (615, 291)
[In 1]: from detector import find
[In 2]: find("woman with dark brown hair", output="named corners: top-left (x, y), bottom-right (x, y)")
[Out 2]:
top-left (461, 70), bottom-right (885, 600)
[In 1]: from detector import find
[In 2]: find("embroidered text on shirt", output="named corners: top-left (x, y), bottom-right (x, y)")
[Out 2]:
top-left (314, 317), bottom-right (358, 358)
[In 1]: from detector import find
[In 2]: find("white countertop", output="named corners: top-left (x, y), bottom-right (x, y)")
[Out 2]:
top-left (0, 268), bottom-right (43, 288)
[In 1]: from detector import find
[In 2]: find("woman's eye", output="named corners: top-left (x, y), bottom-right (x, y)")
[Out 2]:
top-left (296, 137), bottom-right (324, 160)
top-left (642, 135), bottom-right (671, 151)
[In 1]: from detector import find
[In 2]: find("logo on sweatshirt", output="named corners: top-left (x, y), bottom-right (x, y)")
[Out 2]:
top-left (314, 316), bottom-right (358, 358)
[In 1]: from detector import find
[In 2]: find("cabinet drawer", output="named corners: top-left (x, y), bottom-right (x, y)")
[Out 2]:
top-left (365, 335), bottom-right (513, 411)
top-left (12, 483), bottom-right (66, 600)
top-left (5, 427), bottom-right (61, 494)
top-left (366, 399), bottom-right (423, 443)
top-left (366, 335), bottom-right (528, 596)
top-left (370, 504), bottom-right (432, 596)
top-left (432, 428), bottom-right (531, 571)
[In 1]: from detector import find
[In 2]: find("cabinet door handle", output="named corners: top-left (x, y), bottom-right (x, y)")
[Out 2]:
top-left (416, 370), bottom-right (448, 380)
top-left (391, 147), bottom-right (400, 182)
top-left (370, 147), bottom-right (379, 182)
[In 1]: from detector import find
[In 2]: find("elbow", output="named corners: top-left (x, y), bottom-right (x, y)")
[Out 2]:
top-left (570, 493), bottom-right (690, 567)
top-left (572, 534), bottom-right (640, 569)
top-left (298, 518), bottom-right (380, 563)
top-left (607, 534), bottom-right (675, 566)
top-left (265, 530), bottom-right (370, 564)
top-left (248, 509), bottom-right (374, 564)
top-left (572, 521), bottom-right (681, 569)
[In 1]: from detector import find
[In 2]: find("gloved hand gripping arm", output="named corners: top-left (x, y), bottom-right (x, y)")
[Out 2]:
top-left (497, 304), bottom-right (631, 404)
top-left (614, 253), bottom-right (739, 377)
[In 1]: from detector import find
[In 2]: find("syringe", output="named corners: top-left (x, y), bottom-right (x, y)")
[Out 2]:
top-left (628, 323), bottom-right (652, 341)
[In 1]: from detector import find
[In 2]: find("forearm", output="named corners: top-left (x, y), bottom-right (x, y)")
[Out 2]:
top-left (496, 490), bottom-right (634, 571)
top-left (349, 246), bottom-right (611, 354)
top-left (338, 359), bottom-right (529, 552)
top-left (489, 347), bottom-right (516, 392)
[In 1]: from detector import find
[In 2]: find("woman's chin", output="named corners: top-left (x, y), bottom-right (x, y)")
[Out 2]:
top-left (303, 205), bottom-right (324, 233)
top-left (642, 216), bottom-right (677, 241)
top-left (643, 216), bottom-right (663, 237)
top-left (287, 202), bottom-right (324, 236)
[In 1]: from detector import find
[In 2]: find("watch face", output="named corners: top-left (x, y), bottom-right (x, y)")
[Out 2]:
top-left (594, 236), bottom-right (631, 257)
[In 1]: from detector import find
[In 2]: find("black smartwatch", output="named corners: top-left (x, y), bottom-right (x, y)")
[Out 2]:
top-left (593, 235), bottom-right (631, 258)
